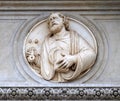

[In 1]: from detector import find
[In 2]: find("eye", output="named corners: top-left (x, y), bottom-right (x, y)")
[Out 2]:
top-left (53, 17), bottom-right (57, 19)
top-left (49, 18), bottom-right (52, 21)
top-left (55, 17), bottom-right (58, 19)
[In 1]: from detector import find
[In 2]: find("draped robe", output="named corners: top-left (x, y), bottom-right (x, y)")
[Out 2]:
top-left (40, 30), bottom-right (96, 82)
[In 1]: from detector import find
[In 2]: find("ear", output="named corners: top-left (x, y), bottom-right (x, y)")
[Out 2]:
top-left (47, 19), bottom-right (50, 29)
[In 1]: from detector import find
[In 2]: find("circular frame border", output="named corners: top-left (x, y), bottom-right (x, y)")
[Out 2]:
top-left (13, 13), bottom-right (109, 85)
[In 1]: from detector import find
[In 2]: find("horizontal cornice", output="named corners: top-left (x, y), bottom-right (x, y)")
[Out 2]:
top-left (0, 0), bottom-right (120, 11)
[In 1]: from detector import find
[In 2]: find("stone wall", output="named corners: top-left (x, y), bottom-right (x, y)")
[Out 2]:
top-left (0, 0), bottom-right (120, 100)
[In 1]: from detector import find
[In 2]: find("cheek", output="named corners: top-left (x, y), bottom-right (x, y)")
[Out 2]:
top-left (58, 22), bottom-right (64, 28)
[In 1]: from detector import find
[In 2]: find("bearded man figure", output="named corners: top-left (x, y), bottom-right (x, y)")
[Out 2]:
top-left (40, 13), bottom-right (97, 82)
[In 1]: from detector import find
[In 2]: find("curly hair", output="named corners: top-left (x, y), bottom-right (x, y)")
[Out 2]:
top-left (48, 12), bottom-right (70, 31)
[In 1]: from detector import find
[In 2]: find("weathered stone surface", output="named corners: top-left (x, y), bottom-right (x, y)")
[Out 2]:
top-left (0, 0), bottom-right (119, 100)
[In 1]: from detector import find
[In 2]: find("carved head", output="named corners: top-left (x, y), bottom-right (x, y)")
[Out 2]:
top-left (25, 39), bottom-right (40, 64)
top-left (48, 12), bottom-right (69, 34)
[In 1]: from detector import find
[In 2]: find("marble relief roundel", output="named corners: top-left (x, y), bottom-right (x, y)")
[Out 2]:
top-left (23, 13), bottom-right (97, 82)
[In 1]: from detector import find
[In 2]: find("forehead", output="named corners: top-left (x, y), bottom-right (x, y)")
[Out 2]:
top-left (49, 13), bottom-right (61, 19)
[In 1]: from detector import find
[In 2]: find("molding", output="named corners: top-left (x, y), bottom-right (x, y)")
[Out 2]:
top-left (0, 87), bottom-right (120, 100)
top-left (0, 1), bottom-right (120, 11)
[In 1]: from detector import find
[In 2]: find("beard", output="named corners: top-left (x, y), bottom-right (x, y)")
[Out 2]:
top-left (50, 24), bottom-right (63, 34)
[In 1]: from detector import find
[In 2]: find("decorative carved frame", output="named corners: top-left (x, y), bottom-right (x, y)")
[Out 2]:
top-left (0, 87), bottom-right (119, 100)
top-left (0, 0), bottom-right (120, 100)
